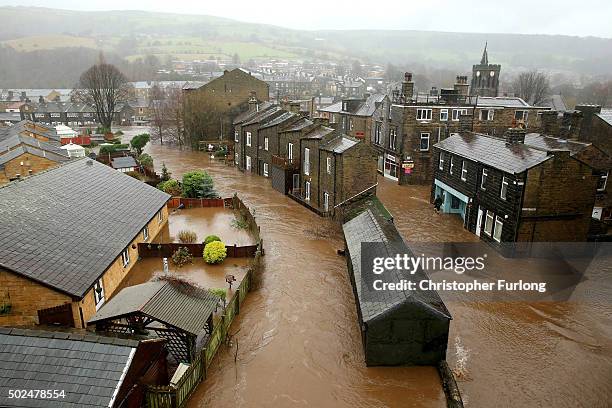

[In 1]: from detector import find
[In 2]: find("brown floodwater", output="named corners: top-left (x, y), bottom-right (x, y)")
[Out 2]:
top-left (124, 127), bottom-right (612, 408)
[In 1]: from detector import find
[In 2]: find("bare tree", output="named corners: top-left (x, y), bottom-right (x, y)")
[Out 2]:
top-left (512, 70), bottom-right (551, 106)
top-left (150, 86), bottom-right (184, 146)
top-left (76, 62), bottom-right (131, 130)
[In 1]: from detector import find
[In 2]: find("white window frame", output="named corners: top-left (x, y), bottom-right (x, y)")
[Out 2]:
top-left (501, 176), bottom-right (509, 200)
top-left (449, 156), bottom-right (454, 175)
top-left (389, 128), bottom-right (397, 149)
top-left (142, 226), bottom-right (149, 242)
top-left (416, 108), bottom-right (432, 121)
top-left (94, 278), bottom-right (105, 310)
top-left (452, 108), bottom-right (469, 121)
top-left (304, 148), bottom-right (310, 175)
top-left (157, 210), bottom-right (163, 224)
top-left (246, 155), bottom-right (252, 171)
top-left (234, 130), bottom-right (239, 142)
top-left (121, 247), bottom-right (130, 268)
top-left (305, 181), bottom-right (311, 201)
top-left (323, 192), bottom-right (329, 212)
top-left (480, 109), bottom-right (494, 121)
top-left (263, 162), bottom-right (269, 177)
top-left (235, 152), bottom-right (239, 165)
top-left (440, 109), bottom-right (448, 121)
top-left (439, 152), bottom-right (444, 170)
top-left (420, 132), bottom-right (430, 151)
top-left (481, 168), bottom-right (488, 190)
top-left (264, 137), bottom-right (269, 151)
top-left (374, 122), bottom-right (382, 145)
top-left (515, 110), bottom-right (528, 122)
top-left (484, 210), bottom-right (494, 236)
top-left (493, 216), bottom-right (503, 242)
top-left (597, 171), bottom-right (608, 192)
top-left (246, 131), bottom-right (252, 147)
top-left (288, 143), bottom-right (294, 161)
top-left (461, 161), bottom-right (467, 181)
top-left (326, 157), bottom-right (332, 174)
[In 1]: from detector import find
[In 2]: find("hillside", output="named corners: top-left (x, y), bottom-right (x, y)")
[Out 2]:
top-left (1, 6), bottom-right (612, 87)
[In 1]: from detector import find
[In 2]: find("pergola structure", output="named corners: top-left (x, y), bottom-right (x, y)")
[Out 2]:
top-left (88, 279), bottom-right (220, 362)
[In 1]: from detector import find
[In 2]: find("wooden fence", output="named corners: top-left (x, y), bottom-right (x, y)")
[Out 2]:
top-left (167, 197), bottom-right (226, 209)
top-left (37, 303), bottom-right (74, 327)
top-left (138, 242), bottom-right (259, 258)
top-left (146, 268), bottom-right (254, 408)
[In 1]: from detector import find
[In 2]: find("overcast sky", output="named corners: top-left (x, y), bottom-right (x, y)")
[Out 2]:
top-left (2, 0), bottom-right (611, 38)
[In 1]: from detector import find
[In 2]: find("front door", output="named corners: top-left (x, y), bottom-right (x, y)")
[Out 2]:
top-left (292, 174), bottom-right (300, 193)
top-left (476, 207), bottom-right (483, 237)
top-left (323, 192), bottom-right (329, 212)
top-left (246, 156), bottom-right (252, 171)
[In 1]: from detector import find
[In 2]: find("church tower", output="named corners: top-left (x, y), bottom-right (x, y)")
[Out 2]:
top-left (470, 43), bottom-right (501, 97)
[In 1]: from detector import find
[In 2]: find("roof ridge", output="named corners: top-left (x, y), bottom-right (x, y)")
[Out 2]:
top-left (0, 327), bottom-right (139, 347)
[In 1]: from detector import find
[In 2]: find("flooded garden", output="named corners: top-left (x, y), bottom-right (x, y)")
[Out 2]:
top-left (114, 126), bottom-right (612, 408)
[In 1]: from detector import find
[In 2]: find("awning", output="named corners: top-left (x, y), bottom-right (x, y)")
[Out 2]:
top-left (434, 179), bottom-right (470, 203)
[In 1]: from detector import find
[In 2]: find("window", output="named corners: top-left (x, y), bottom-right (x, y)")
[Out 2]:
top-left (439, 152), bottom-right (445, 170)
top-left (121, 247), bottom-right (130, 267)
top-left (235, 152), bottom-right (239, 165)
top-left (480, 109), bottom-right (494, 121)
top-left (305, 181), bottom-right (311, 201)
top-left (374, 122), bottom-right (382, 145)
top-left (389, 128), bottom-right (397, 150)
top-left (157, 211), bottom-right (163, 223)
top-left (323, 192), bottom-right (329, 212)
top-left (142, 226), bottom-right (149, 242)
top-left (94, 278), bottom-right (105, 310)
top-left (440, 109), bottom-right (448, 121)
top-left (263, 163), bottom-right (269, 177)
top-left (416, 108), bottom-right (432, 121)
top-left (481, 168), bottom-right (488, 190)
top-left (501, 176), bottom-right (509, 200)
top-left (461, 161), bottom-right (467, 181)
top-left (288, 143), bottom-right (294, 161)
top-left (493, 216), bottom-right (504, 242)
top-left (515, 110), bottom-right (528, 122)
top-left (597, 171), bottom-right (608, 191)
top-left (484, 210), bottom-right (494, 236)
top-left (452, 109), bottom-right (469, 121)
top-left (264, 137), bottom-right (269, 151)
top-left (349, 118), bottom-right (354, 130)
top-left (420, 133), bottom-right (430, 151)
top-left (246, 155), bottom-right (251, 170)
top-left (326, 157), bottom-right (332, 174)
top-left (304, 148), bottom-right (310, 175)
top-left (449, 156), bottom-right (454, 174)
top-left (246, 131), bottom-right (252, 147)
top-left (234, 130), bottom-right (239, 142)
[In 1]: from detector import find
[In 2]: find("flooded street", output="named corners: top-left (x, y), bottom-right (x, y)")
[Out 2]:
top-left (130, 127), bottom-right (611, 408)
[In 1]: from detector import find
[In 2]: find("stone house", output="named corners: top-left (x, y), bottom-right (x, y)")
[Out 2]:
top-left (233, 100), bottom-right (274, 169)
top-left (0, 120), bottom-right (70, 184)
top-left (0, 159), bottom-right (170, 328)
top-left (296, 126), bottom-right (378, 215)
top-left (19, 101), bottom-right (134, 127)
top-left (318, 93), bottom-right (387, 141)
top-left (239, 106), bottom-right (284, 174)
top-left (431, 129), bottom-right (600, 251)
top-left (256, 111), bottom-right (299, 178)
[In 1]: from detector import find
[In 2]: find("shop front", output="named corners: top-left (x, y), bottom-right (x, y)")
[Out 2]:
top-left (384, 153), bottom-right (399, 181)
top-left (433, 179), bottom-right (469, 220)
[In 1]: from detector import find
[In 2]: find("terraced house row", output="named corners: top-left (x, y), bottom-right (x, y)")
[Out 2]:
top-left (233, 98), bottom-right (378, 216)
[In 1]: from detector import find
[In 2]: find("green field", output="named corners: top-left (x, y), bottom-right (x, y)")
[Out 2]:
top-left (2, 34), bottom-right (100, 51)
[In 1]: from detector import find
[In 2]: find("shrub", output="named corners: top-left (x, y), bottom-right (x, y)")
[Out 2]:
top-left (177, 230), bottom-right (197, 243)
top-left (160, 162), bottom-right (171, 181)
top-left (182, 170), bottom-right (217, 198)
top-left (204, 235), bottom-right (221, 245)
top-left (138, 153), bottom-right (153, 168)
top-left (130, 133), bottom-right (150, 155)
top-left (171, 247), bottom-right (193, 267)
top-left (231, 216), bottom-right (249, 229)
top-left (158, 179), bottom-right (182, 196)
top-left (209, 288), bottom-right (227, 301)
top-left (125, 171), bottom-right (142, 180)
top-left (203, 241), bottom-right (227, 264)
top-left (99, 143), bottom-right (129, 154)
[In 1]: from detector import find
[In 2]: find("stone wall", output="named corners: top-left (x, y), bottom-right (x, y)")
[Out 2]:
top-left (0, 153), bottom-right (60, 185)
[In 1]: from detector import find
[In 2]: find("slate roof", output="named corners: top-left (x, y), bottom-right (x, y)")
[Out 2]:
top-left (319, 94), bottom-right (385, 117)
top-left (596, 109), bottom-right (612, 127)
top-left (476, 96), bottom-right (531, 108)
top-left (111, 156), bottom-right (138, 169)
top-left (232, 102), bottom-right (274, 125)
top-left (0, 120), bottom-right (59, 143)
top-left (280, 117), bottom-right (313, 132)
top-left (0, 144), bottom-right (70, 167)
top-left (242, 107), bottom-right (282, 126)
top-left (0, 327), bottom-right (138, 408)
top-left (435, 133), bottom-right (551, 174)
top-left (89, 280), bottom-right (220, 335)
top-left (0, 133), bottom-right (66, 156)
top-left (524, 133), bottom-right (589, 155)
top-left (342, 209), bottom-right (451, 323)
top-left (0, 159), bottom-right (170, 297)
top-left (303, 125), bottom-right (335, 140)
top-left (321, 135), bottom-right (360, 153)
top-left (538, 95), bottom-right (568, 112)
top-left (259, 111), bottom-right (296, 129)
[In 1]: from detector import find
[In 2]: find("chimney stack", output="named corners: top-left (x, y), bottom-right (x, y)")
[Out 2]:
top-left (454, 75), bottom-right (469, 96)
top-left (560, 110), bottom-right (583, 140)
top-left (8, 91), bottom-right (13, 100)
top-left (38, 95), bottom-right (45, 103)
top-left (540, 110), bottom-right (559, 135)
top-left (504, 128), bottom-right (527, 145)
top-left (401, 72), bottom-right (414, 102)
top-left (248, 91), bottom-right (258, 113)
top-left (459, 113), bottom-right (473, 133)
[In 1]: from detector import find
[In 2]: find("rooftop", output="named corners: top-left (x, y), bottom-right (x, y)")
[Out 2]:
top-left (320, 135), bottom-right (360, 153)
top-left (0, 327), bottom-right (139, 408)
top-left (0, 159), bottom-right (170, 297)
top-left (596, 109), bottom-right (612, 126)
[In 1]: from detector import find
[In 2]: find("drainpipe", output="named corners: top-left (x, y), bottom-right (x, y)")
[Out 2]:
top-left (317, 145), bottom-right (321, 209)
top-left (333, 152), bottom-right (338, 215)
